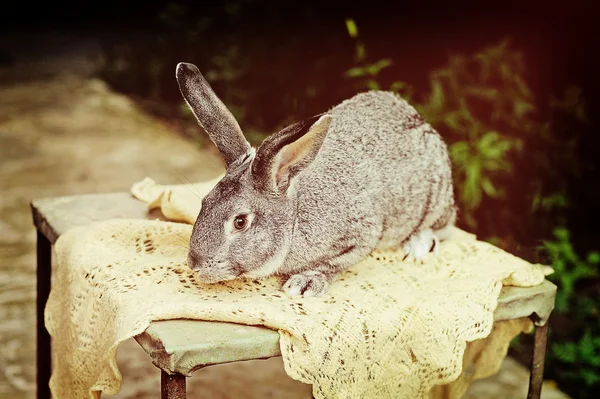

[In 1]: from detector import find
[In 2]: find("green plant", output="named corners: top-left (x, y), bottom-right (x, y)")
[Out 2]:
top-left (446, 131), bottom-right (513, 226)
top-left (530, 86), bottom-right (591, 223)
top-left (540, 227), bottom-right (600, 395)
top-left (343, 28), bottom-right (590, 247)
top-left (542, 227), bottom-right (598, 312)
top-left (344, 19), bottom-right (404, 94)
top-left (343, 32), bottom-right (526, 229)
top-left (553, 329), bottom-right (600, 387)
top-left (414, 41), bottom-right (537, 229)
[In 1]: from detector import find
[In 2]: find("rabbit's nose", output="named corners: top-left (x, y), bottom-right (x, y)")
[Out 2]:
top-left (187, 250), bottom-right (203, 271)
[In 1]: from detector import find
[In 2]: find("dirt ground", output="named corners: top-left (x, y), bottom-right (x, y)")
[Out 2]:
top-left (0, 32), bottom-right (568, 398)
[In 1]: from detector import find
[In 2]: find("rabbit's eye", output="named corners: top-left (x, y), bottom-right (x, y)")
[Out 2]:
top-left (233, 215), bottom-right (248, 230)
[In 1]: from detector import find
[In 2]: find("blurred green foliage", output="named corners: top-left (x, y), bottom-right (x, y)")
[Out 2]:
top-left (410, 42), bottom-right (524, 228)
top-left (99, 5), bottom-right (597, 397)
top-left (342, 24), bottom-right (589, 245)
top-left (553, 329), bottom-right (600, 387)
top-left (543, 227), bottom-right (598, 313)
top-left (541, 227), bottom-right (600, 395)
top-left (344, 19), bottom-right (393, 91)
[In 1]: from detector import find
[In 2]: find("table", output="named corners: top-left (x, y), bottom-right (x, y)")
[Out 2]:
top-left (31, 192), bottom-right (557, 399)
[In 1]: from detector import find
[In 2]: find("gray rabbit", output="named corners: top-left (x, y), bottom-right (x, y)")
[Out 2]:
top-left (178, 62), bottom-right (457, 297)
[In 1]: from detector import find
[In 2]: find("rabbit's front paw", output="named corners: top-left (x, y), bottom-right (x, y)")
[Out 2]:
top-left (283, 271), bottom-right (330, 298)
top-left (402, 229), bottom-right (439, 263)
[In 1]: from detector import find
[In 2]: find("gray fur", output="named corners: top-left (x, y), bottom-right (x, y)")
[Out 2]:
top-left (177, 62), bottom-right (457, 297)
top-left (176, 63), bottom-right (251, 167)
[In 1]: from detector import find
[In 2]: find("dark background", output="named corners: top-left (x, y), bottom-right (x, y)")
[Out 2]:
top-left (2, 0), bottom-right (598, 96)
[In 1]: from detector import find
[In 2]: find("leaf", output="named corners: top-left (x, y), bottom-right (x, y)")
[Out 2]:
top-left (552, 342), bottom-right (577, 363)
top-left (477, 131), bottom-right (501, 151)
top-left (532, 193), bottom-right (541, 211)
top-left (582, 369), bottom-right (600, 386)
top-left (367, 80), bottom-right (380, 91)
top-left (466, 120), bottom-right (481, 142)
top-left (449, 141), bottom-right (470, 164)
top-left (554, 227), bottom-right (570, 241)
top-left (356, 43), bottom-right (366, 61)
top-left (463, 161), bottom-right (482, 209)
top-left (578, 330), bottom-right (596, 358)
top-left (365, 58), bottom-right (393, 76)
top-left (587, 251), bottom-right (600, 265)
top-left (540, 193), bottom-right (569, 210)
top-left (179, 101), bottom-right (193, 117)
top-left (345, 19), bottom-right (359, 38)
top-left (554, 294), bottom-right (569, 312)
top-left (486, 236), bottom-right (502, 246)
top-left (389, 81), bottom-right (408, 92)
top-left (463, 212), bottom-right (478, 229)
top-left (514, 75), bottom-right (532, 98)
top-left (482, 157), bottom-right (511, 172)
top-left (514, 99), bottom-right (535, 119)
top-left (573, 262), bottom-right (597, 280)
top-left (464, 87), bottom-right (499, 100)
top-left (477, 132), bottom-right (512, 161)
top-left (427, 79), bottom-right (445, 113)
top-left (444, 111), bottom-right (465, 132)
top-left (345, 67), bottom-right (366, 78)
top-left (552, 258), bottom-right (565, 273)
top-left (481, 177), bottom-right (499, 197)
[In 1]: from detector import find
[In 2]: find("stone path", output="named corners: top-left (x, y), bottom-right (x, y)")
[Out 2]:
top-left (0, 32), bottom-right (568, 399)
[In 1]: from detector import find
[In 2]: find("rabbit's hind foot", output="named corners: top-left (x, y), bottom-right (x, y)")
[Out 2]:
top-left (402, 228), bottom-right (440, 263)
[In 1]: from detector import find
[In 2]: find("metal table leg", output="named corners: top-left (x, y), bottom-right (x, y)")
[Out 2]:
top-left (161, 371), bottom-right (186, 399)
top-left (527, 322), bottom-right (549, 399)
top-left (36, 230), bottom-right (52, 399)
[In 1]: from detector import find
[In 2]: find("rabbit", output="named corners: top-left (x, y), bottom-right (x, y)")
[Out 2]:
top-left (177, 62), bottom-right (457, 298)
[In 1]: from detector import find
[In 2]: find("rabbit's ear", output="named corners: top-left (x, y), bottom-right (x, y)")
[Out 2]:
top-left (176, 62), bottom-right (251, 167)
top-left (252, 113), bottom-right (332, 195)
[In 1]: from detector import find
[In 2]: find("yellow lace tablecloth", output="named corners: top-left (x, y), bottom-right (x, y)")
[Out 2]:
top-left (44, 177), bottom-right (552, 398)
